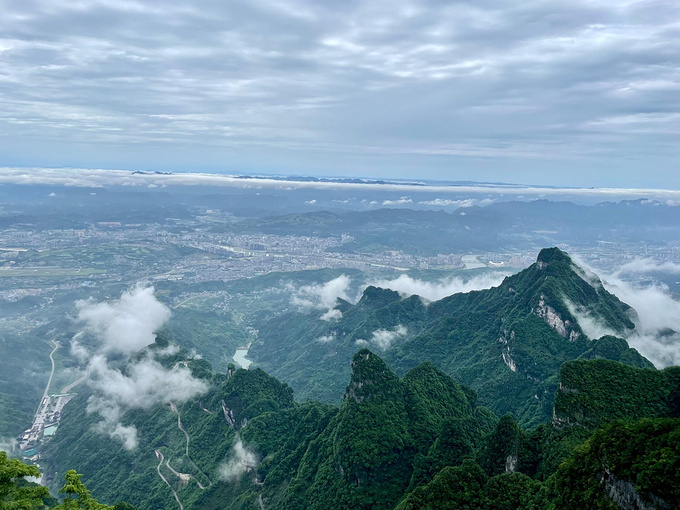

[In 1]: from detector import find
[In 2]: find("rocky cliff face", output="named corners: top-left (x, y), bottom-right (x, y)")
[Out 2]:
top-left (603, 470), bottom-right (673, 510)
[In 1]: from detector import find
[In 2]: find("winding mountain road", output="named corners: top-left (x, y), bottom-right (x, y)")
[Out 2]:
top-left (169, 401), bottom-right (213, 489)
top-left (155, 449), bottom-right (183, 510)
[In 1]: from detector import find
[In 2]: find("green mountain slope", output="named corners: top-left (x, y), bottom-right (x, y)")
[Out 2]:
top-left (250, 247), bottom-right (644, 426)
top-left (39, 344), bottom-right (680, 510)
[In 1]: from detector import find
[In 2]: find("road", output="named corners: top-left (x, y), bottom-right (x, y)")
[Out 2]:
top-left (60, 376), bottom-right (86, 394)
top-left (169, 401), bottom-right (212, 489)
top-left (43, 340), bottom-right (59, 400)
top-left (155, 449), bottom-right (183, 510)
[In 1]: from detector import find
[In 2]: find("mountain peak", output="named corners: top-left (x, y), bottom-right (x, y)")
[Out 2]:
top-left (357, 286), bottom-right (401, 308)
top-left (536, 247), bottom-right (572, 268)
top-left (346, 349), bottom-right (402, 403)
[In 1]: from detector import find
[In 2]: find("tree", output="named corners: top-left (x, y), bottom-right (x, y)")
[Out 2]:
top-left (53, 471), bottom-right (112, 510)
top-left (0, 451), bottom-right (50, 509)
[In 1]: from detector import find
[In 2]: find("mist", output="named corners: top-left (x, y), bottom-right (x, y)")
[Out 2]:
top-left (75, 285), bottom-right (208, 449)
top-left (76, 285), bottom-right (171, 355)
top-left (369, 273), bottom-right (507, 302)
top-left (218, 437), bottom-right (257, 482)
top-left (572, 257), bottom-right (680, 367)
top-left (289, 275), bottom-right (352, 320)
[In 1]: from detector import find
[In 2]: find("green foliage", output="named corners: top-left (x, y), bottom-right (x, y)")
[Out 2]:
top-left (578, 335), bottom-right (655, 369)
top-left (54, 471), bottom-right (112, 510)
top-left (250, 247), bottom-right (648, 429)
top-left (395, 460), bottom-right (487, 510)
top-left (481, 472), bottom-right (542, 510)
top-left (0, 451), bottom-right (50, 509)
top-left (554, 359), bottom-right (680, 427)
top-left (546, 418), bottom-right (680, 510)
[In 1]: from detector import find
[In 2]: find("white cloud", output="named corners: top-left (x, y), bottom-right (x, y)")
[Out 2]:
top-left (74, 285), bottom-right (207, 449)
top-left (613, 258), bottom-right (680, 276)
top-left (369, 272), bottom-right (507, 302)
top-left (85, 355), bottom-right (208, 450)
top-left (75, 284), bottom-right (171, 355)
top-left (320, 308), bottom-right (343, 321)
top-left (70, 335), bottom-right (90, 363)
top-left (305, 199), bottom-right (317, 204)
top-left (369, 325), bottom-right (407, 351)
top-left (0, 438), bottom-right (18, 456)
top-left (6, 169), bottom-right (680, 201)
top-left (316, 333), bottom-right (336, 343)
top-left (218, 437), bottom-right (257, 482)
top-left (419, 198), bottom-right (477, 207)
top-left (155, 344), bottom-right (181, 356)
top-left (572, 258), bottom-right (680, 368)
top-left (383, 196), bottom-right (412, 205)
top-left (565, 300), bottom-right (617, 340)
top-left (290, 274), bottom-right (352, 321)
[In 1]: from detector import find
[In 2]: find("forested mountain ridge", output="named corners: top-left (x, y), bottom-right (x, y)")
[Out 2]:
top-left (7, 247), bottom-right (678, 509)
top-left (37, 347), bottom-right (679, 510)
top-left (251, 247), bottom-right (643, 426)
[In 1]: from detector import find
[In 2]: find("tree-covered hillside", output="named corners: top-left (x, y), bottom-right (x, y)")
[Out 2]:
top-left (250, 247), bottom-right (643, 427)
top-left (36, 346), bottom-right (680, 510)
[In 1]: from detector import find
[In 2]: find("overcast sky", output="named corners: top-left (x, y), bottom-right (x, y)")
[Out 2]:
top-left (1, 0), bottom-right (678, 186)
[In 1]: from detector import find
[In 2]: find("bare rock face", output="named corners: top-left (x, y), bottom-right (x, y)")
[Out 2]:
top-left (535, 295), bottom-right (580, 341)
top-left (602, 469), bottom-right (673, 510)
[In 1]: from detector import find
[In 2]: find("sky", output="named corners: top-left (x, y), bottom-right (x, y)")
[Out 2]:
top-left (0, 0), bottom-right (678, 187)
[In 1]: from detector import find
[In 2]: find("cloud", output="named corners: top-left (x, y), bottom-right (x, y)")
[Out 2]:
top-left (0, 438), bottom-right (18, 456)
top-left (0, 0), bottom-right (679, 185)
top-left (419, 198), bottom-right (495, 207)
top-left (564, 300), bottom-right (616, 340)
top-left (305, 199), bottom-right (317, 204)
top-left (383, 197), bottom-right (412, 205)
top-left (85, 354), bottom-right (209, 450)
top-left (218, 437), bottom-right (257, 482)
top-left (290, 274), bottom-right (352, 320)
top-left (369, 325), bottom-right (408, 351)
top-left (5, 168), bottom-right (680, 198)
top-left (70, 333), bottom-right (90, 362)
top-left (74, 285), bottom-right (208, 449)
top-left (320, 308), bottom-right (343, 321)
top-left (316, 333), bottom-right (336, 343)
top-left (75, 285), bottom-right (171, 355)
top-left (571, 258), bottom-right (680, 368)
top-left (369, 273), bottom-right (507, 302)
top-left (613, 258), bottom-right (680, 276)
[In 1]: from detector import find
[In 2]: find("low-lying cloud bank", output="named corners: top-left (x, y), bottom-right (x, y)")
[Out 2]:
top-left (4, 167), bottom-right (680, 200)
top-left (75, 285), bottom-right (208, 450)
top-left (288, 272), bottom-right (507, 320)
top-left (370, 273), bottom-right (507, 302)
top-left (75, 285), bottom-right (171, 355)
top-left (571, 257), bottom-right (680, 368)
top-left (367, 325), bottom-right (408, 351)
top-left (289, 275), bottom-right (352, 321)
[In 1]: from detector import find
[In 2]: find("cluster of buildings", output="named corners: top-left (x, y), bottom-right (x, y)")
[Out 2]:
top-left (19, 393), bottom-right (74, 461)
